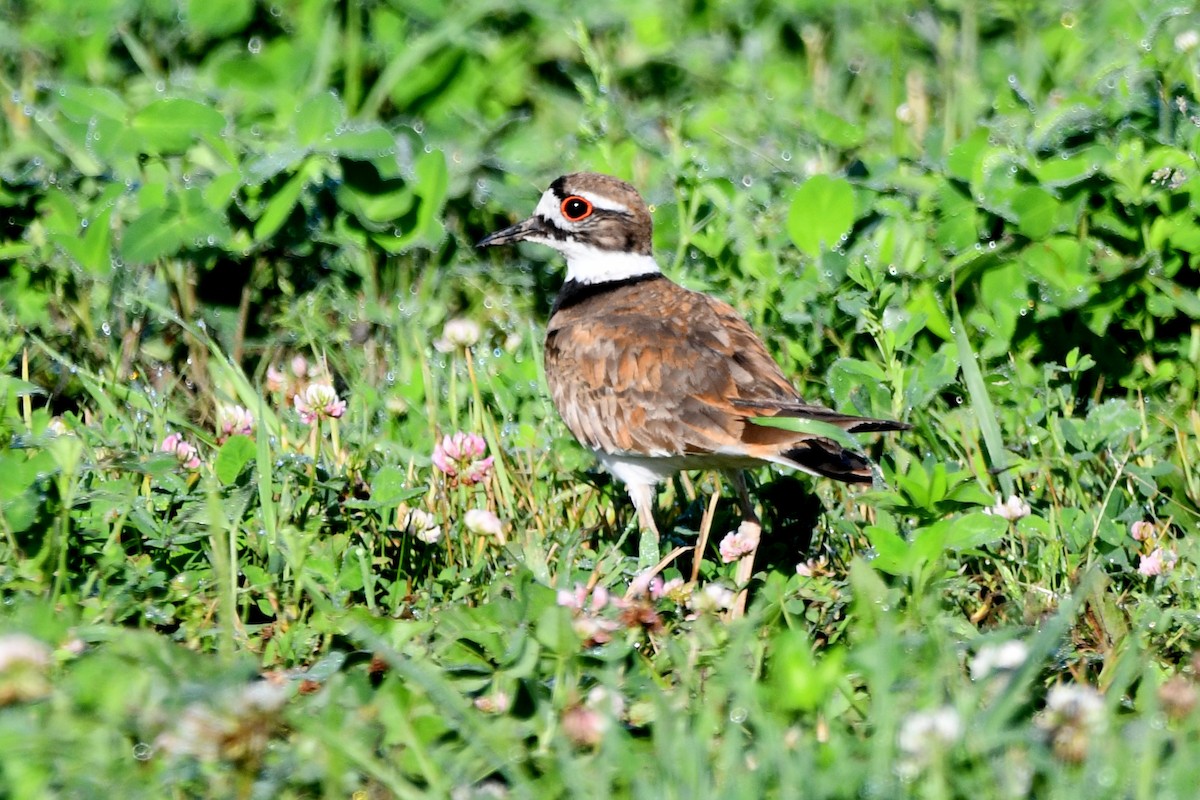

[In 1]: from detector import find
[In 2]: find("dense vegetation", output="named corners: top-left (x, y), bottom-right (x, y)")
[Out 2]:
top-left (2, 0), bottom-right (1199, 796)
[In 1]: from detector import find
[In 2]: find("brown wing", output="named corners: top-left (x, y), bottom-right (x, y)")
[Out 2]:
top-left (544, 277), bottom-right (884, 460)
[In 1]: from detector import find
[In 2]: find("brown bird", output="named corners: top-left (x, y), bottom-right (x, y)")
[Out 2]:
top-left (478, 173), bottom-right (908, 606)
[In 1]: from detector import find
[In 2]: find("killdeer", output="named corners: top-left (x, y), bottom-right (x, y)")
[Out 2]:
top-left (478, 173), bottom-right (908, 605)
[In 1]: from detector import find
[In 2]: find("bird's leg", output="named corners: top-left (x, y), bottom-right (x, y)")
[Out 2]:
top-left (727, 470), bottom-right (762, 618)
top-left (627, 482), bottom-right (661, 568)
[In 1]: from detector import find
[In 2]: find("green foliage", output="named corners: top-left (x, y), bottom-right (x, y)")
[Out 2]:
top-left (2, 0), bottom-right (1200, 797)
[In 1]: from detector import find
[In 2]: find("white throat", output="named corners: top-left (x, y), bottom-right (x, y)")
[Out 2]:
top-left (557, 240), bottom-right (661, 285)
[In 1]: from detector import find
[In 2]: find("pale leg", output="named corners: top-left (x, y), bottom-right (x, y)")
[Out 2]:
top-left (727, 471), bottom-right (761, 618)
top-left (627, 481), bottom-right (661, 568)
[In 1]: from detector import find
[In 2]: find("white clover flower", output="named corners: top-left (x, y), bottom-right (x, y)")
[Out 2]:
top-left (265, 364), bottom-right (287, 393)
top-left (1039, 683), bottom-right (1106, 763)
top-left (688, 583), bottom-right (735, 614)
top-left (239, 680), bottom-right (289, 713)
top-left (155, 681), bottom-right (288, 762)
top-left (159, 432), bottom-right (201, 470)
top-left (432, 432), bottom-right (494, 486)
top-left (1042, 683), bottom-right (1105, 730)
top-left (561, 704), bottom-right (606, 747)
top-left (718, 524), bottom-right (759, 563)
top-left (586, 686), bottom-right (626, 719)
top-left (1138, 547), bottom-right (1177, 577)
top-left (1129, 520), bottom-right (1155, 541)
top-left (983, 494), bottom-right (1032, 521)
top-left (0, 633), bottom-right (53, 704)
top-left (156, 703), bottom-right (228, 760)
top-left (897, 706), bottom-right (962, 778)
top-left (0, 633), bottom-right (52, 674)
top-left (435, 318), bottom-right (481, 352)
top-left (795, 557), bottom-right (827, 577)
top-left (216, 403), bottom-right (255, 441)
top-left (970, 639), bottom-right (1029, 680)
top-left (464, 508), bottom-right (503, 538)
top-left (625, 569), bottom-right (659, 598)
top-left (1176, 29), bottom-right (1200, 52)
top-left (294, 383), bottom-right (346, 425)
top-left (401, 506), bottom-right (441, 544)
top-left (657, 577), bottom-right (688, 602)
top-left (556, 583), bottom-right (587, 610)
top-left (473, 691), bottom-right (511, 714)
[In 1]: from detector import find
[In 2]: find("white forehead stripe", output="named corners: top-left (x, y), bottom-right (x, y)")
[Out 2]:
top-left (533, 191), bottom-right (560, 220)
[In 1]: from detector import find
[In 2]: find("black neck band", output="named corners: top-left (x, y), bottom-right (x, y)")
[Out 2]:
top-left (551, 273), bottom-right (664, 315)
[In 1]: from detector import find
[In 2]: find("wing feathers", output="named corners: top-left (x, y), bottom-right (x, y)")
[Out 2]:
top-left (544, 276), bottom-right (906, 481)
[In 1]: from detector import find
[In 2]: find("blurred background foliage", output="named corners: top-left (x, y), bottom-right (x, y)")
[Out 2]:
top-left (4, 0), bottom-right (1198, 400)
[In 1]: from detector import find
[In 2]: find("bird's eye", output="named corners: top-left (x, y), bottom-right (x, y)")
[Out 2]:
top-left (561, 196), bottom-right (593, 221)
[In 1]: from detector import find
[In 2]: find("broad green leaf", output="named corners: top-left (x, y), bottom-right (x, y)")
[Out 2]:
top-left (319, 125), bottom-right (395, 159)
top-left (296, 92), bottom-right (344, 148)
top-left (1012, 185), bottom-right (1058, 240)
top-left (828, 357), bottom-right (887, 382)
top-left (77, 205), bottom-right (114, 276)
top-left (1032, 145), bottom-right (1107, 188)
top-left (769, 630), bottom-right (846, 712)
top-left (413, 149), bottom-right (449, 240)
top-left (862, 524), bottom-right (913, 576)
top-left (337, 170), bottom-right (414, 226)
top-left (749, 414), bottom-right (863, 451)
top-left (254, 168), bottom-right (309, 242)
top-left (186, 0), bottom-right (253, 38)
top-left (1149, 275), bottom-right (1200, 318)
top-left (203, 171), bottom-right (243, 212)
top-left (120, 207), bottom-right (180, 263)
top-left (245, 146), bottom-right (309, 184)
top-left (56, 85), bottom-right (127, 123)
top-left (0, 375), bottom-right (45, 396)
top-left (930, 512), bottom-right (1010, 550)
top-left (971, 147), bottom-right (1023, 222)
top-left (1024, 237), bottom-right (1089, 308)
top-left (787, 175), bottom-right (856, 257)
top-left (214, 435), bottom-right (255, 485)
top-left (371, 465), bottom-right (411, 507)
top-left (934, 183), bottom-right (979, 253)
top-left (946, 128), bottom-right (990, 181)
top-left (121, 189), bottom-right (230, 263)
top-left (132, 99), bottom-right (225, 152)
top-left (808, 109), bottom-right (864, 148)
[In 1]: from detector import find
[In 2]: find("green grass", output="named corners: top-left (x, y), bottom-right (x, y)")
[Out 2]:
top-left (2, 0), bottom-right (1200, 797)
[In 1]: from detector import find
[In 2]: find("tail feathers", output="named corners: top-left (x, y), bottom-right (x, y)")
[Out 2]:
top-left (779, 438), bottom-right (874, 484)
top-left (729, 397), bottom-right (911, 435)
top-left (841, 418), bottom-right (911, 434)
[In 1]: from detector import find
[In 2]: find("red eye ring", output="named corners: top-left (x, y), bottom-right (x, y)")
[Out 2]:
top-left (561, 195), bottom-right (593, 221)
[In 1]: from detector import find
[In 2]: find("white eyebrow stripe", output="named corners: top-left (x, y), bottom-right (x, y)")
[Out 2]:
top-left (576, 190), bottom-right (630, 214)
